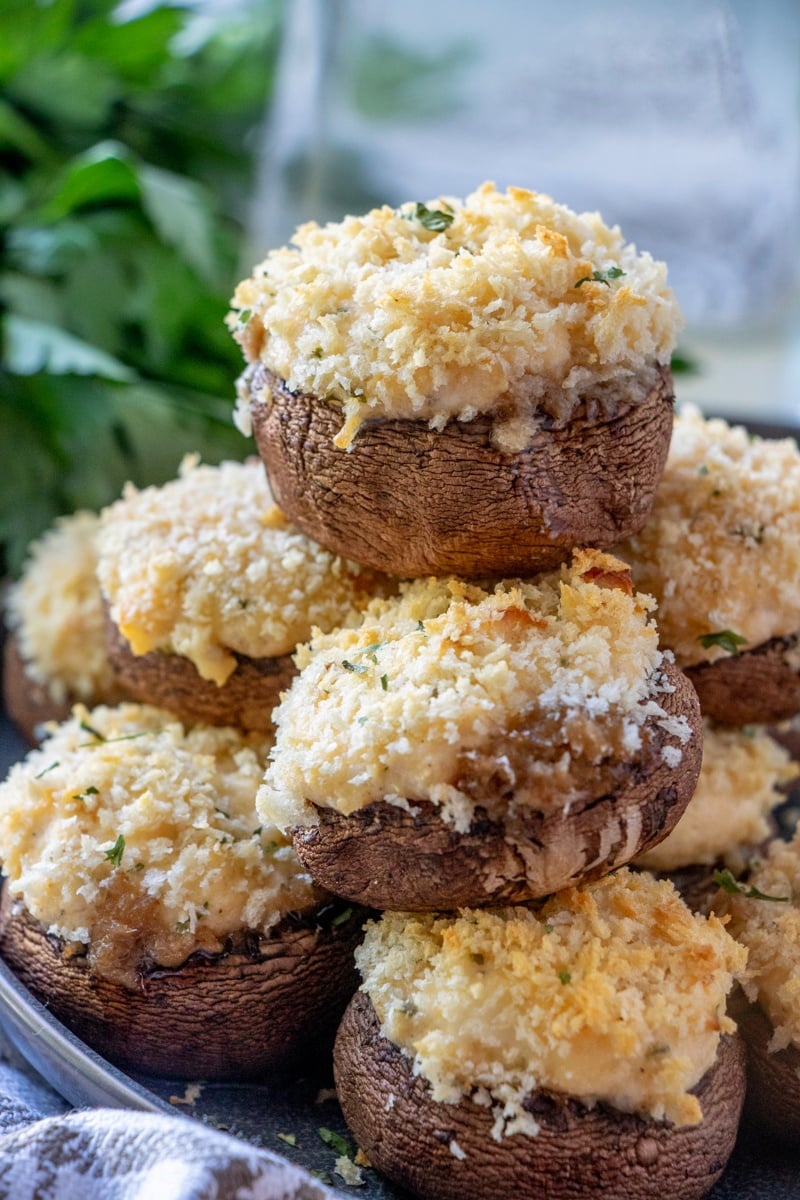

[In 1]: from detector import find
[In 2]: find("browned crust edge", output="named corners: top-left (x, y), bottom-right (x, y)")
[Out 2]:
top-left (730, 994), bottom-right (800, 1143)
top-left (289, 661), bottom-right (703, 909)
top-left (247, 363), bottom-right (675, 577)
top-left (103, 606), bottom-right (296, 732)
top-left (0, 884), bottom-right (364, 1080)
top-left (334, 991), bottom-right (745, 1200)
top-left (685, 633), bottom-right (800, 726)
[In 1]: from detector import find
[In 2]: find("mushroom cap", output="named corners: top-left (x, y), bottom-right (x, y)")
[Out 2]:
top-left (334, 990), bottom-right (745, 1200)
top-left (3, 632), bottom-right (73, 745)
top-left (731, 995), bottom-right (800, 1143)
top-left (289, 659), bottom-right (702, 909)
top-left (103, 607), bottom-right (295, 732)
top-left (3, 633), bottom-right (127, 746)
top-left (0, 885), bottom-right (364, 1080)
top-left (247, 364), bottom-right (674, 578)
top-left (685, 633), bottom-right (800, 725)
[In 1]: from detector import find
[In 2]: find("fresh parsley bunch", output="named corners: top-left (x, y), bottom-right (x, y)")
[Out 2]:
top-left (0, 0), bottom-right (280, 574)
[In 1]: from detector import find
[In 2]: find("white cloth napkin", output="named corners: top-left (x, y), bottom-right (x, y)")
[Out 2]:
top-left (0, 1040), bottom-right (341, 1200)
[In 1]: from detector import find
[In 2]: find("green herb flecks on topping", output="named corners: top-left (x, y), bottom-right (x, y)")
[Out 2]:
top-left (574, 266), bottom-right (626, 288)
top-left (543, 924), bottom-right (554, 934)
top-left (104, 834), bottom-right (125, 868)
top-left (252, 826), bottom-right (263, 837)
top-left (34, 761), bottom-right (60, 780)
top-left (277, 1132), bottom-right (297, 1147)
top-left (79, 720), bottom-right (149, 747)
top-left (311, 346), bottom-right (324, 359)
top-left (712, 868), bottom-right (790, 903)
top-left (558, 969), bottom-right (572, 985)
top-left (404, 201), bottom-right (455, 233)
top-left (262, 841), bottom-right (279, 854)
top-left (698, 465), bottom-right (709, 476)
top-left (697, 630), bottom-right (748, 655)
top-left (72, 786), bottom-right (99, 801)
top-left (342, 660), bottom-right (369, 675)
top-left (331, 907), bottom-right (353, 927)
top-left (236, 308), bottom-right (252, 325)
top-left (380, 674), bottom-right (388, 691)
top-left (318, 1127), bottom-right (354, 1158)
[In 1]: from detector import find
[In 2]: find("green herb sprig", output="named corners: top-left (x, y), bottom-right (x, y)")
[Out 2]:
top-left (403, 201), bottom-right (454, 232)
top-left (697, 630), bottom-right (749, 655)
top-left (713, 868), bottom-right (790, 903)
top-left (104, 834), bottom-right (125, 868)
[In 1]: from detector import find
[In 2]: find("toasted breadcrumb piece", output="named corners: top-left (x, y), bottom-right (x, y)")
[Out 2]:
top-left (231, 182), bottom-right (681, 451)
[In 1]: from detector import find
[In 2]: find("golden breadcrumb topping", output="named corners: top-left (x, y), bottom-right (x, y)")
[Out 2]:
top-left (617, 405), bottom-right (800, 666)
top-left (96, 457), bottom-right (383, 686)
top-left (721, 829), bottom-right (800, 1052)
top-left (230, 182), bottom-right (681, 451)
top-left (5, 512), bottom-right (117, 704)
top-left (0, 704), bottom-right (320, 985)
top-left (357, 870), bottom-right (745, 1134)
top-left (258, 550), bottom-right (691, 832)
top-left (636, 724), bottom-right (797, 873)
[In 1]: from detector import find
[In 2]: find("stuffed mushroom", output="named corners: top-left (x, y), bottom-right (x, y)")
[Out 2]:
top-left (229, 183), bottom-right (681, 578)
top-left (0, 703), bottom-right (363, 1079)
top-left (258, 550), bottom-right (703, 909)
top-left (334, 870), bottom-right (746, 1200)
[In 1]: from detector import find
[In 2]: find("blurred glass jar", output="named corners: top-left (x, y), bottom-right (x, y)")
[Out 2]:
top-left (250, 0), bottom-right (800, 421)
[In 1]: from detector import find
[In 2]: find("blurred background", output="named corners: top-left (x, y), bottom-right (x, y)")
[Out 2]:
top-left (1, 0), bottom-right (799, 576)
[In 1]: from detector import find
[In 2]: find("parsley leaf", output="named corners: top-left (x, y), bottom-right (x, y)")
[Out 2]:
top-left (574, 266), bottom-right (626, 288)
top-left (404, 201), bottom-right (454, 232)
top-left (318, 1127), bottom-right (353, 1158)
top-left (697, 630), bottom-right (748, 654)
top-left (342, 660), bottom-right (369, 674)
top-left (558, 969), bottom-right (572, 984)
top-left (104, 834), bottom-right (125, 868)
top-left (712, 868), bottom-right (790, 903)
top-left (331, 907), bottom-right (353, 927)
top-left (34, 761), bottom-right (59, 779)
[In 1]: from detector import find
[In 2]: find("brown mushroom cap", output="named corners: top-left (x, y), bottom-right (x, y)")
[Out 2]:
top-left (103, 606), bottom-right (295, 732)
top-left (0, 884), bottom-right (364, 1080)
top-left (247, 363), bottom-right (674, 578)
top-left (731, 994), bottom-right (800, 1143)
top-left (2, 632), bottom-right (127, 746)
top-left (334, 991), bottom-right (745, 1200)
top-left (289, 660), bottom-right (702, 909)
top-left (685, 633), bottom-right (800, 726)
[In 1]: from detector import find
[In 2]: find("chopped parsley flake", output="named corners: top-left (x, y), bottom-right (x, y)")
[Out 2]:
top-left (252, 826), bottom-right (263, 837)
top-left (544, 924), bottom-right (554, 934)
top-left (311, 346), bottom-right (324, 359)
top-left (697, 630), bottom-right (748, 654)
top-left (237, 308), bottom-right (252, 325)
top-left (574, 266), bottom-right (626, 288)
top-left (72, 786), bottom-right (99, 801)
top-left (34, 761), bottom-right (59, 780)
top-left (712, 868), bottom-right (790, 903)
top-left (277, 1132), bottom-right (297, 1147)
top-left (380, 674), bottom-right (388, 691)
top-left (342, 660), bottom-right (369, 675)
top-left (403, 201), bottom-right (454, 232)
top-left (262, 841), bottom-right (279, 854)
top-left (331, 907), bottom-right (353, 927)
top-left (318, 1127), bottom-right (353, 1158)
top-left (558, 969), bottom-right (572, 985)
top-left (104, 834), bottom-right (125, 868)
top-left (357, 715), bottom-right (368, 725)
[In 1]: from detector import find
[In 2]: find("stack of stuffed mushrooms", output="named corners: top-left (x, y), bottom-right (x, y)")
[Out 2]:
top-left (2, 183), bottom-right (800, 1198)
